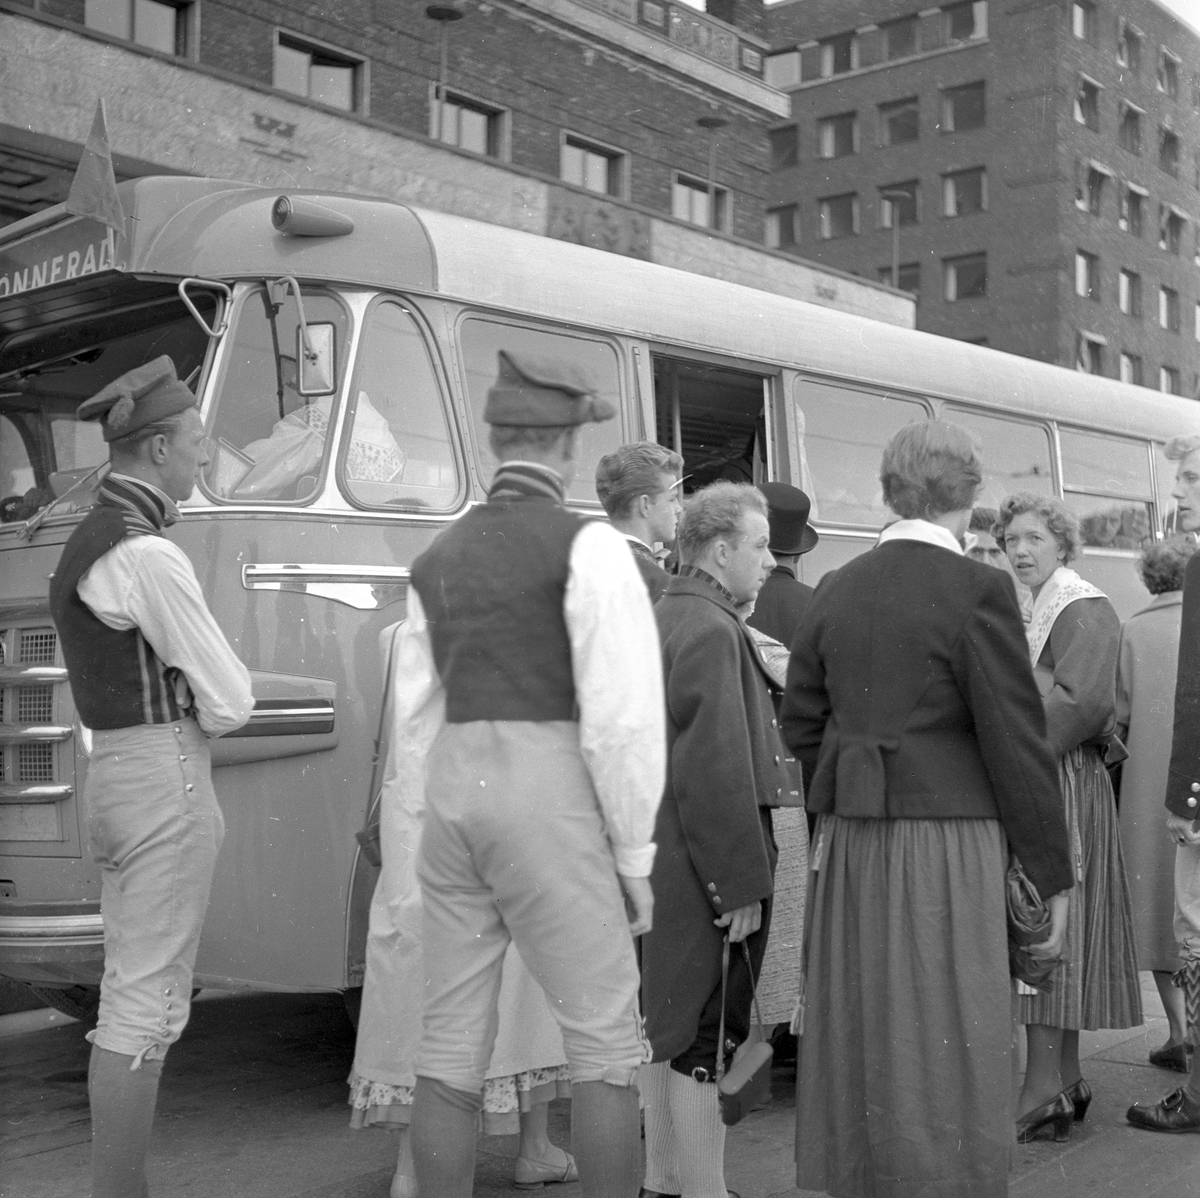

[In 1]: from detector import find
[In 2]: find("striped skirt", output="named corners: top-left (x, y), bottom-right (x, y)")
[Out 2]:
top-left (1017, 746), bottom-right (1143, 1031)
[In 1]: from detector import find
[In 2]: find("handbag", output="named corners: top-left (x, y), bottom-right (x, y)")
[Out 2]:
top-left (715, 936), bottom-right (774, 1127)
top-left (1006, 856), bottom-right (1062, 992)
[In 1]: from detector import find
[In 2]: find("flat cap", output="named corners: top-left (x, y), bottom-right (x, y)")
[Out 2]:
top-left (758, 482), bottom-right (819, 555)
top-left (77, 355), bottom-right (197, 442)
top-left (483, 350), bottom-right (616, 427)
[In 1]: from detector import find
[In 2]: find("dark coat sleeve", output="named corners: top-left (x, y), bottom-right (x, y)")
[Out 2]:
top-left (1039, 597), bottom-right (1119, 758)
top-left (665, 617), bottom-right (775, 913)
top-left (779, 580), bottom-right (831, 792)
top-left (955, 573), bottom-right (1075, 897)
top-left (1167, 554), bottom-right (1200, 820)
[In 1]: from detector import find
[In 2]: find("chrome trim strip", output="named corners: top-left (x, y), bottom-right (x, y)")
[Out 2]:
top-left (0, 665), bottom-right (68, 683)
top-left (241, 564), bottom-right (411, 611)
top-left (0, 913), bottom-right (105, 939)
top-left (248, 706), bottom-right (333, 721)
top-left (0, 724), bottom-right (73, 745)
top-left (0, 783), bottom-right (73, 804)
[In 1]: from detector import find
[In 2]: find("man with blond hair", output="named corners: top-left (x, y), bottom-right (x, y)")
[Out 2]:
top-left (595, 441), bottom-right (684, 601)
top-left (1128, 433), bottom-right (1200, 1133)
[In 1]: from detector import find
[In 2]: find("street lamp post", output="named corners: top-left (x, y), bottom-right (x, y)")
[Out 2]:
top-left (697, 115), bottom-right (728, 231)
top-left (879, 188), bottom-right (910, 290)
top-left (426, 6), bottom-right (463, 145)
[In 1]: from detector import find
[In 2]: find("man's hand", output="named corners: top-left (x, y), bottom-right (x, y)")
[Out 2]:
top-left (619, 874), bottom-right (654, 937)
top-left (715, 901), bottom-right (761, 944)
top-left (1027, 892), bottom-right (1070, 961)
top-left (1168, 813), bottom-right (1200, 847)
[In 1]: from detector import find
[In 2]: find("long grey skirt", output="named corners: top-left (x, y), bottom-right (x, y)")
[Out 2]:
top-left (796, 815), bottom-right (1011, 1198)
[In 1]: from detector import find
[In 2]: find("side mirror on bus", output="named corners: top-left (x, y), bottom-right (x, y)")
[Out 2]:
top-left (297, 323), bottom-right (336, 396)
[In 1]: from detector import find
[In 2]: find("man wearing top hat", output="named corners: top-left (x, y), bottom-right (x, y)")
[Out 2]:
top-left (48, 356), bottom-right (254, 1198)
top-left (746, 482), bottom-right (819, 650)
top-left (401, 351), bottom-right (666, 1198)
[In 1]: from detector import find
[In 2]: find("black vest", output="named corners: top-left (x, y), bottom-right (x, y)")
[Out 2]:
top-left (49, 484), bottom-right (186, 731)
top-left (411, 467), bottom-right (584, 724)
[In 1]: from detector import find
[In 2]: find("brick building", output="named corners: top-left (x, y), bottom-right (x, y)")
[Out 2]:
top-left (0, 0), bottom-right (911, 322)
top-left (763, 0), bottom-right (1200, 391)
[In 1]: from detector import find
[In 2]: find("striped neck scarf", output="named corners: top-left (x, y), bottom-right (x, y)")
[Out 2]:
top-left (678, 564), bottom-right (736, 605)
top-left (488, 461), bottom-right (567, 504)
top-left (99, 474), bottom-right (179, 537)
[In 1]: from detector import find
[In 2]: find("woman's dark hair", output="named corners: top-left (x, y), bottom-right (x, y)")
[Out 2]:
top-left (880, 421), bottom-right (982, 520)
top-left (995, 492), bottom-right (1082, 565)
top-left (1138, 535), bottom-right (1197, 595)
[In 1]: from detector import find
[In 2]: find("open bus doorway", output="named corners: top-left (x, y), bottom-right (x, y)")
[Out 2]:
top-left (652, 356), bottom-right (773, 493)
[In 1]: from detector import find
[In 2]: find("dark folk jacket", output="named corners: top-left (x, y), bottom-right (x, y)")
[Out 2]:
top-left (1167, 553), bottom-right (1200, 821)
top-left (780, 540), bottom-right (1073, 898)
top-left (746, 564), bottom-right (814, 649)
top-left (640, 573), bottom-right (785, 1058)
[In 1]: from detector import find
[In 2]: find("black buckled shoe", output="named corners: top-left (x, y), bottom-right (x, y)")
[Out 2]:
top-left (1126, 1087), bottom-right (1200, 1133)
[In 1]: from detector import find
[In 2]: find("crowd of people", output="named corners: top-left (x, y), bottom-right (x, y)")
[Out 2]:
top-left (48, 350), bottom-right (1200, 1198)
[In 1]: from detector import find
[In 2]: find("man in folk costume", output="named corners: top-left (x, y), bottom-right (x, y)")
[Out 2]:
top-left (48, 357), bottom-right (254, 1198)
top-left (595, 441), bottom-right (684, 603)
top-left (403, 351), bottom-right (666, 1198)
top-left (746, 482), bottom-right (819, 650)
top-left (1128, 434), bottom-right (1200, 1133)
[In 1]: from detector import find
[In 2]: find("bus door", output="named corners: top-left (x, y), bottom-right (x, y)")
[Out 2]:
top-left (651, 355), bottom-right (777, 492)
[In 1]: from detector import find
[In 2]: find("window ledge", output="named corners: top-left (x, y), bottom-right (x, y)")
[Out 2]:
top-left (778, 38), bottom-right (988, 93)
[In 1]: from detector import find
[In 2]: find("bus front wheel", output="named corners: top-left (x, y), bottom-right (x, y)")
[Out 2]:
top-left (29, 984), bottom-right (100, 1024)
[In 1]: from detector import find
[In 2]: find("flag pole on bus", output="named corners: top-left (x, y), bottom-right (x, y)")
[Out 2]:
top-left (64, 99), bottom-right (126, 243)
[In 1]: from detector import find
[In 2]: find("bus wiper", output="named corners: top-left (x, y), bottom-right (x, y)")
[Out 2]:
top-left (20, 462), bottom-right (107, 542)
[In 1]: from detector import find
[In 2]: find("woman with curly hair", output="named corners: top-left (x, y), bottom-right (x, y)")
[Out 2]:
top-left (1117, 536), bottom-right (1198, 1073)
top-left (998, 492), bottom-right (1143, 1141)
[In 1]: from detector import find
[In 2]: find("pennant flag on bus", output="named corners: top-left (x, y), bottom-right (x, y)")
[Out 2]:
top-left (64, 99), bottom-right (126, 235)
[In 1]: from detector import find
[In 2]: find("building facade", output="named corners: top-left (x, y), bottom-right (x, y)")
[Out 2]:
top-left (0, 0), bottom-right (911, 322)
top-left (764, 0), bottom-right (1200, 391)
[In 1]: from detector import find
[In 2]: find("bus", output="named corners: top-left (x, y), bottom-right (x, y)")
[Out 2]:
top-left (2, 176), bottom-right (1198, 1018)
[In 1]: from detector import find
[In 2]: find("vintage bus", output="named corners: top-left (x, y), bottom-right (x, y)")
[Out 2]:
top-left (2, 176), bottom-right (1198, 1019)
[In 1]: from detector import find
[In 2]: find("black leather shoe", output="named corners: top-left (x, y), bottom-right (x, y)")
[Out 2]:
top-left (639, 1190), bottom-right (680, 1198)
top-left (1064, 1077), bottom-right (1092, 1122)
top-left (1148, 1042), bottom-right (1193, 1073)
top-left (1126, 1087), bottom-right (1200, 1133)
top-left (1016, 1091), bottom-right (1073, 1143)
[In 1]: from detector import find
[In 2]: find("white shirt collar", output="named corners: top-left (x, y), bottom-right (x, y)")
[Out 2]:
top-left (877, 518), bottom-right (964, 555)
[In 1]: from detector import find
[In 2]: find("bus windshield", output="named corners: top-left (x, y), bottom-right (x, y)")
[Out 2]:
top-left (0, 290), bottom-right (216, 525)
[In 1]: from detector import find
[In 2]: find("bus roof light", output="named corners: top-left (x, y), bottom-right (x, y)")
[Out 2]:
top-left (271, 196), bottom-right (355, 237)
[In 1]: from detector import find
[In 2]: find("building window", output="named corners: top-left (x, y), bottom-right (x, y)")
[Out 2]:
top-left (1075, 251), bottom-right (1100, 300)
top-left (1074, 78), bottom-right (1100, 130)
top-left (878, 262), bottom-right (920, 293)
top-left (275, 34), bottom-right (362, 110)
top-left (942, 167), bottom-right (986, 217)
top-left (430, 91), bottom-right (503, 156)
top-left (769, 126), bottom-right (799, 170)
top-left (1160, 286), bottom-right (1181, 331)
top-left (1076, 333), bottom-right (1103, 374)
top-left (943, 252), bottom-right (987, 300)
top-left (766, 205), bottom-right (798, 249)
top-left (1117, 22), bottom-right (1141, 73)
top-left (1161, 365), bottom-right (1181, 394)
top-left (879, 98), bottom-right (919, 146)
top-left (882, 16), bottom-right (918, 60)
top-left (1119, 269), bottom-right (1142, 316)
top-left (819, 32), bottom-right (857, 77)
top-left (879, 182), bottom-right (918, 228)
top-left (764, 50), bottom-right (801, 90)
top-left (818, 112), bottom-right (858, 159)
top-left (560, 135), bottom-right (624, 197)
top-left (941, 82), bottom-right (985, 133)
top-left (944, 1), bottom-right (987, 43)
top-left (1120, 352), bottom-right (1143, 384)
top-left (672, 174), bottom-right (728, 231)
top-left (1120, 187), bottom-right (1144, 235)
top-left (1118, 104), bottom-right (1142, 153)
top-left (1076, 165), bottom-right (1106, 216)
top-left (1159, 50), bottom-right (1180, 98)
top-left (1071, 2), bottom-right (1094, 42)
top-left (1160, 205), bottom-right (1184, 254)
top-left (1160, 128), bottom-right (1180, 176)
top-left (84, 0), bottom-right (188, 55)
top-left (818, 193), bottom-right (859, 240)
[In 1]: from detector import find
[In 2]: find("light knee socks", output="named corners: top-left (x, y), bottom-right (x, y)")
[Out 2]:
top-left (640, 1061), bottom-right (681, 1195)
top-left (666, 1067), bottom-right (726, 1198)
top-left (411, 1076), bottom-right (482, 1198)
top-left (570, 1079), bottom-right (642, 1198)
top-left (89, 1044), bottom-right (163, 1198)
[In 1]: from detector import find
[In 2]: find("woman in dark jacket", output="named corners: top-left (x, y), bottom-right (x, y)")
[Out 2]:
top-left (782, 422), bottom-right (1073, 1198)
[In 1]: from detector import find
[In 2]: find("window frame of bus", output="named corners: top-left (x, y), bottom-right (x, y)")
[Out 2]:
top-left (335, 296), bottom-right (466, 515)
top-left (455, 313), bottom-right (628, 506)
top-left (1057, 424), bottom-right (1157, 552)
top-left (196, 282), bottom-right (352, 507)
top-left (791, 374), bottom-right (934, 531)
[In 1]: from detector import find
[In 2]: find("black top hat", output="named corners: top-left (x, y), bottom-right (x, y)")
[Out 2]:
top-left (758, 482), bottom-right (819, 555)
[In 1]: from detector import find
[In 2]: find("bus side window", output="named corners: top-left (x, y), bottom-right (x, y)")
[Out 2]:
top-left (1059, 428), bottom-right (1155, 550)
top-left (941, 407), bottom-right (1055, 513)
top-left (459, 318), bottom-right (623, 505)
top-left (203, 287), bottom-right (350, 504)
top-left (339, 302), bottom-right (461, 511)
top-left (793, 378), bottom-right (929, 527)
